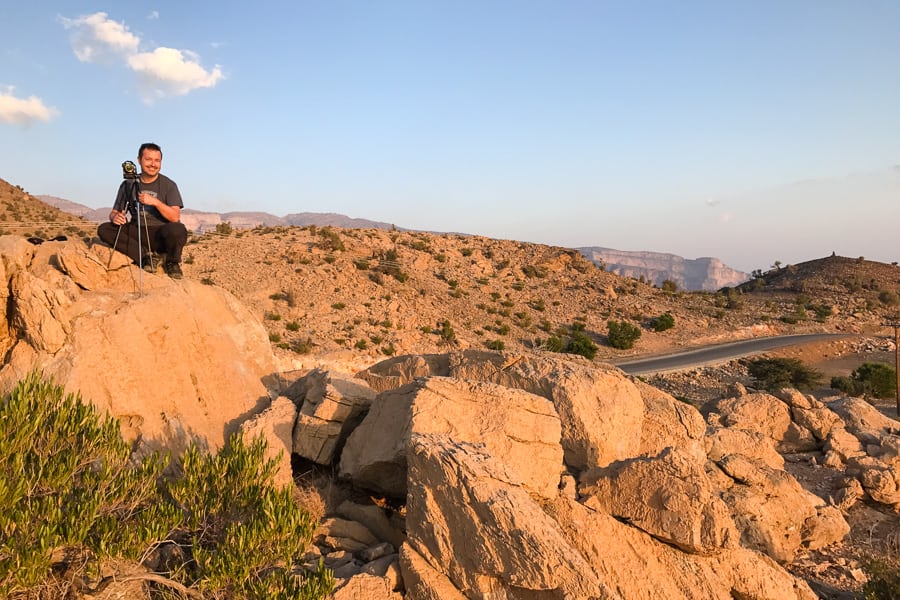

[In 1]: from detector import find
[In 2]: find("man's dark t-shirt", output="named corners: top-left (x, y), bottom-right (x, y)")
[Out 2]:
top-left (115, 174), bottom-right (183, 225)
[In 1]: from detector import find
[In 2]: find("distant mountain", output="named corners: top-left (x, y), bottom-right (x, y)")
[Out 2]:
top-left (38, 196), bottom-right (399, 234)
top-left (578, 247), bottom-right (749, 292)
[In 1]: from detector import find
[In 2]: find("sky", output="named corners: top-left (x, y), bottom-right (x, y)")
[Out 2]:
top-left (2, 1), bottom-right (899, 273)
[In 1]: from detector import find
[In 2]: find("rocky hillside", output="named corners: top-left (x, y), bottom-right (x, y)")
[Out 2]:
top-left (0, 179), bottom-right (95, 241)
top-left (579, 246), bottom-right (750, 291)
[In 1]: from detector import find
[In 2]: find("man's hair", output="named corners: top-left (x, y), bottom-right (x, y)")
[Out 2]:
top-left (138, 142), bottom-right (162, 159)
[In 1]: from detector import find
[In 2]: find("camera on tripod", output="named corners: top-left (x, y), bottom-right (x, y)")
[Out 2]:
top-left (122, 160), bottom-right (139, 180)
top-left (114, 161), bottom-right (141, 213)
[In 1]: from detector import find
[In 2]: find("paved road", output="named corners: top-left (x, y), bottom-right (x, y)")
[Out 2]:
top-left (612, 333), bottom-right (851, 375)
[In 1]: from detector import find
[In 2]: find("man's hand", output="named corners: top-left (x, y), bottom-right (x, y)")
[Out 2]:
top-left (109, 209), bottom-right (127, 225)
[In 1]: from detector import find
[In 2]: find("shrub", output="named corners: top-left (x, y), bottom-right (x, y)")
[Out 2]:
top-left (747, 357), bottom-right (823, 392)
top-left (317, 227), bottom-right (345, 252)
top-left (607, 320), bottom-right (642, 349)
top-left (860, 556), bottom-right (900, 599)
top-left (485, 339), bottom-right (505, 351)
top-left (831, 362), bottom-right (897, 400)
top-left (0, 373), bottom-right (334, 599)
top-left (649, 312), bottom-right (675, 332)
top-left (661, 279), bottom-right (678, 293)
top-left (215, 221), bottom-right (234, 235)
top-left (438, 319), bottom-right (456, 342)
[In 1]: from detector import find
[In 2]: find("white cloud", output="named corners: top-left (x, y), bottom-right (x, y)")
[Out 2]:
top-left (147, 11), bottom-right (160, 20)
top-left (128, 48), bottom-right (224, 103)
top-left (59, 12), bottom-right (224, 102)
top-left (59, 12), bottom-right (140, 63)
top-left (0, 87), bottom-right (60, 125)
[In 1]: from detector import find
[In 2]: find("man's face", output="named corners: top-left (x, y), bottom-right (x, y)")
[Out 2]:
top-left (139, 149), bottom-right (162, 177)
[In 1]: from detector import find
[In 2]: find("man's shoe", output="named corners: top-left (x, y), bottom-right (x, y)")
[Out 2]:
top-left (140, 259), bottom-right (156, 273)
top-left (164, 262), bottom-right (183, 279)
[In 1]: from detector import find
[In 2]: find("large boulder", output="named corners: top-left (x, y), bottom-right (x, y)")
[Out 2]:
top-left (579, 447), bottom-right (738, 555)
top-left (289, 369), bottom-right (377, 464)
top-left (0, 237), bottom-right (278, 453)
top-left (339, 376), bottom-right (563, 498)
top-left (404, 434), bottom-right (607, 598)
top-left (714, 454), bottom-right (848, 563)
top-left (707, 392), bottom-right (818, 452)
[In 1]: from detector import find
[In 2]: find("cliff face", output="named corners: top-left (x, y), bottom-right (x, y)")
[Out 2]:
top-left (578, 247), bottom-right (749, 291)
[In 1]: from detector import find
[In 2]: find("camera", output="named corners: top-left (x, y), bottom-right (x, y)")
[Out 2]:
top-left (122, 160), bottom-right (139, 180)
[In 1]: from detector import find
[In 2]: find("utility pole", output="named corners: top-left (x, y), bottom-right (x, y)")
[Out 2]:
top-left (889, 319), bottom-right (900, 417)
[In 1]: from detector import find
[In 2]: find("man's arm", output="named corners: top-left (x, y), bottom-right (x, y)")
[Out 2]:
top-left (140, 195), bottom-right (181, 222)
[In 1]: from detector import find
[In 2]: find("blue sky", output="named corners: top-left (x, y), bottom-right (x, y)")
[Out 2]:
top-left (2, 1), bottom-right (899, 273)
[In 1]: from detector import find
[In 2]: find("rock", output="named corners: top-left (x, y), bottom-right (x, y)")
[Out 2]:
top-left (399, 543), bottom-right (469, 600)
top-left (580, 447), bottom-right (738, 555)
top-left (239, 395), bottom-right (297, 489)
top-left (705, 426), bottom-right (785, 471)
top-left (405, 434), bottom-right (608, 598)
top-left (336, 500), bottom-right (406, 549)
top-left (632, 379), bottom-right (707, 460)
top-left (290, 369), bottom-right (376, 464)
top-left (316, 517), bottom-right (379, 553)
top-left (446, 350), bottom-right (646, 470)
top-left (339, 376), bottom-right (563, 498)
top-left (715, 454), bottom-right (847, 562)
top-left (330, 572), bottom-right (403, 599)
top-left (0, 238), bottom-right (278, 454)
top-left (828, 397), bottom-right (900, 445)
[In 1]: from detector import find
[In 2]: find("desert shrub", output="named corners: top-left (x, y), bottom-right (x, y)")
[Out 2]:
top-left (354, 339), bottom-right (368, 350)
top-left (285, 321), bottom-right (300, 332)
top-left (567, 331), bottom-right (598, 359)
top-left (661, 279), bottom-right (678, 293)
top-left (290, 337), bottom-right (315, 354)
top-left (649, 312), bottom-right (675, 332)
top-left (331, 302), bottom-right (346, 310)
top-left (537, 325), bottom-right (598, 359)
top-left (747, 357), bottom-right (823, 392)
top-left (485, 339), bottom-right (505, 351)
top-left (461, 247), bottom-right (473, 257)
top-left (861, 556), bottom-right (900, 599)
top-left (438, 319), bottom-right (456, 342)
top-left (317, 227), bottom-right (345, 252)
top-left (831, 362), bottom-right (897, 400)
top-left (607, 320), bottom-right (642, 350)
top-left (0, 372), bottom-right (333, 599)
top-left (521, 265), bottom-right (547, 278)
top-left (528, 298), bottom-right (546, 312)
top-left (878, 290), bottom-right (900, 306)
top-left (215, 221), bottom-right (234, 235)
top-left (269, 332), bottom-right (282, 343)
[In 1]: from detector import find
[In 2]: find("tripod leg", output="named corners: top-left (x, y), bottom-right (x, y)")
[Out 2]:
top-left (142, 208), bottom-right (154, 270)
top-left (106, 223), bottom-right (125, 270)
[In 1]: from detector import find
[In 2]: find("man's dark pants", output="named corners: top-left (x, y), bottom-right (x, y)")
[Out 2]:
top-left (98, 220), bottom-right (188, 264)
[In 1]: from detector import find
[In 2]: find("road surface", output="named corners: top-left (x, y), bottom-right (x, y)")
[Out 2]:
top-left (612, 333), bottom-right (850, 376)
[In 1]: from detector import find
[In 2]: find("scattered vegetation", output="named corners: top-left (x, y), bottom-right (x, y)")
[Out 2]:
top-left (606, 320), bottom-right (642, 350)
top-left (649, 312), bottom-right (675, 332)
top-left (831, 362), bottom-right (897, 400)
top-left (746, 357), bottom-right (823, 392)
top-left (0, 372), bottom-right (333, 599)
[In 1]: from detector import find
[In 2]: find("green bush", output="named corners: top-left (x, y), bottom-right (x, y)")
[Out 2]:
top-left (747, 357), bottom-right (823, 392)
top-left (0, 372), bottom-right (333, 599)
top-left (860, 556), bottom-right (900, 599)
top-left (649, 312), bottom-right (675, 332)
top-left (607, 320), bottom-right (642, 350)
top-left (485, 339), bottom-right (505, 351)
top-left (831, 362), bottom-right (897, 400)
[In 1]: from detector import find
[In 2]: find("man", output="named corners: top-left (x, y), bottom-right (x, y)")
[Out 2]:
top-left (98, 142), bottom-right (188, 279)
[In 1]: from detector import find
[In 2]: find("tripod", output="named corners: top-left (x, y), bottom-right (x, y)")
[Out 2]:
top-left (106, 172), bottom-right (155, 296)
